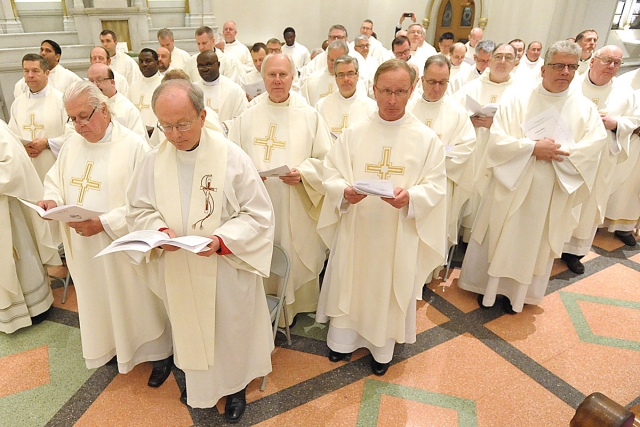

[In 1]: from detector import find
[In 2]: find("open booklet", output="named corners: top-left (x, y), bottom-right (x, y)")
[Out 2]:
top-left (95, 230), bottom-right (213, 258)
top-left (259, 165), bottom-right (291, 178)
top-left (244, 80), bottom-right (266, 99)
top-left (465, 95), bottom-right (499, 117)
top-left (19, 199), bottom-right (103, 223)
top-left (352, 180), bottom-right (395, 198)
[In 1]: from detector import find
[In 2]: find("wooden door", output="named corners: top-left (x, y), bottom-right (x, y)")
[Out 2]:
top-left (434, 0), bottom-right (475, 46)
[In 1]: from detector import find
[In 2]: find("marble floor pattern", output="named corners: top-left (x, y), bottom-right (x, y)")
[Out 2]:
top-left (1, 228), bottom-right (639, 427)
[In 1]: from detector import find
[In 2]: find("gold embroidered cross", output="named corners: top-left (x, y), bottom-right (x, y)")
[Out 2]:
top-left (320, 84), bottom-right (334, 98)
top-left (425, 119), bottom-right (432, 128)
top-left (23, 113), bottom-right (44, 140)
top-left (205, 98), bottom-right (219, 113)
top-left (70, 162), bottom-right (101, 206)
top-left (490, 95), bottom-right (497, 103)
top-left (365, 147), bottom-right (405, 180)
top-left (134, 95), bottom-right (150, 111)
top-left (331, 115), bottom-right (349, 135)
top-left (254, 124), bottom-right (286, 162)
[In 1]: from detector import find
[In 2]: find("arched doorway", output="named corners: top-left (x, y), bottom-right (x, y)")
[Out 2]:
top-left (434, 0), bottom-right (476, 48)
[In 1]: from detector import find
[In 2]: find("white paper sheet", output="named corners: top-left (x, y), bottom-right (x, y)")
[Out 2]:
top-left (19, 199), bottom-right (104, 223)
top-left (353, 180), bottom-right (395, 198)
top-left (258, 165), bottom-right (291, 178)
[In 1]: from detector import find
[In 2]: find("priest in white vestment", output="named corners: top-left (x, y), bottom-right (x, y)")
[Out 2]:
top-left (316, 59), bottom-right (446, 375)
top-left (562, 46), bottom-right (640, 271)
top-left (193, 50), bottom-right (248, 124)
top-left (9, 54), bottom-right (66, 181)
top-left (407, 24), bottom-right (437, 70)
top-left (0, 120), bottom-right (60, 333)
top-left (89, 46), bottom-right (129, 97)
top-left (408, 55), bottom-right (476, 250)
top-left (576, 30), bottom-right (598, 75)
top-left (229, 54), bottom-right (332, 326)
top-left (447, 40), bottom-right (494, 95)
top-left (127, 80), bottom-right (274, 423)
top-left (127, 49), bottom-right (163, 131)
top-left (455, 44), bottom-right (516, 241)
top-left (464, 28), bottom-right (483, 65)
top-left (299, 25), bottom-right (366, 80)
top-left (513, 41), bottom-right (544, 87)
top-left (100, 30), bottom-right (143, 84)
top-left (616, 68), bottom-right (640, 90)
top-left (14, 40), bottom-right (81, 99)
top-left (157, 28), bottom-right (192, 71)
top-left (316, 55), bottom-right (376, 139)
top-left (222, 21), bottom-right (254, 74)
top-left (282, 27), bottom-right (311, 70)
top-left (449, 43), bottom-right (472, 80)
top-left (88, 63), bottom-right (147, 141)
top-left (184, 26), bottom-right (246, 85)
top-left (38, 81), bottom-right (173, 378)
top-left (458, 41), bottom-right (608, 313)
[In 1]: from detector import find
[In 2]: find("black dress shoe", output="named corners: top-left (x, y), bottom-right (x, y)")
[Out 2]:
top-left (561, 253), bottom-right (585, 274)
top-left (615, 231), bottom-right (637, 247)
top-left (371, 358), bottom-right (390, 376)
top-left (328, 350), bottom-right (350, 362)
top-left (31, 308), bottom-right (50, 325)
top-left (224, 388), bottom-right (246, 424)
top-left (180, 388), bottom-right (188, 406)
top-left (502, 297), bottom-right (517, 315)
top-left (477, 294), bottom-right (491, 309)
top-left (148, 357), bottom-right (173, 387)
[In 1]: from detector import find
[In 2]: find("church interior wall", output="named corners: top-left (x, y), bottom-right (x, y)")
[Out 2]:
top-left (15, 2), bottom-right (64, 33)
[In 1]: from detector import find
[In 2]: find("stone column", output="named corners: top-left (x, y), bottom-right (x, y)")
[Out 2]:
top-left (2, 0), bottom-right (23, 33)
top-left (63, 0), bottom-right (76, 31)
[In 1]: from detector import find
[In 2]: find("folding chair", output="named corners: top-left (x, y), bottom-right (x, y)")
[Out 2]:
top-left (261, 243), bottom-right (291, 391)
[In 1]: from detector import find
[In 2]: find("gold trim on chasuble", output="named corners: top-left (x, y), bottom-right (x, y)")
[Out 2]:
top-left (193, 174), bottom-right (217, 230)
top-left (205, 98), bottom-right (219, 113)
top-left (331, 115), bottom-right (349, 135)
top-left (365, 146), bottom-right (405, 180)
top-left (134, 95), bottom-right (150, 111)
top-left (23, 113), bottom-right (44, 139)
top-left (70, 162), bottom-right (102, 206)
top-left (254, 123), bottom-right (287, 162)
top-left (320, 85), bottom-right (334, 98)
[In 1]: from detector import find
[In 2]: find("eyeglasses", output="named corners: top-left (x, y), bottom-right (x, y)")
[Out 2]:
top-left (355, 44), bottom-right (370, 49)
top-left (336, 71), bottom-right (358, 79)
top-left (157, 115), bottom-right (198, 133)
top-left (595, 56), bottom-right (623, 67)
top-left (89, 77), bottom-right (112, 84)
top-left (67, 105), bottom-right (99, 125)
top-left (375, 86), bottom-right (411, 98)
top-left (394, 49), bottom-right (411, 57)
top-left (492, 54), bottom-right (515, 62)
top-left (547, 63), bottom-right (579, 72)
top-left (328, 35), bottom-right (346, 41)
top-left (424, 79), bottom-right (449, 86)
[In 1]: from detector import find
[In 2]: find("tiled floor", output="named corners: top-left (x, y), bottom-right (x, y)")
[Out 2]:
top-left (1, 228), bottom-right (639, 426)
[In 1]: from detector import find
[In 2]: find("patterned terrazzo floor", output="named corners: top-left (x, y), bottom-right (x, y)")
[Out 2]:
top-left (1, 228), bottom-right (639, 427)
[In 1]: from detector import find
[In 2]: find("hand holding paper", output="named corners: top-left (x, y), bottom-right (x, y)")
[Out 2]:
top-left (22, 199), bottom-right (104, 223)
top-left (381, 187), bottom-right (410, 209)
top-left (532, 138), bottom-right (569, 162)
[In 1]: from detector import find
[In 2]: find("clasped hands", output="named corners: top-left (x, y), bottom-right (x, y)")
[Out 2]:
top-left (533, 138), bottom-right (569, 162)
top-left (160, 228), bottom-right (220, 257)
top-left (344, 186), bottom-right (410, 209)
top-left (25, 138), bottom-right (48, 158)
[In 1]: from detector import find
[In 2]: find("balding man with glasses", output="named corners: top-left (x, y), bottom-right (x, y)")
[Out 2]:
top-left (458, 40), bottom-right (608, 314)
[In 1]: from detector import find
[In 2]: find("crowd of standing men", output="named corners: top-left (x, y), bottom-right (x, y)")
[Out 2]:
top-left (2, 16), bottom-right (640, 423)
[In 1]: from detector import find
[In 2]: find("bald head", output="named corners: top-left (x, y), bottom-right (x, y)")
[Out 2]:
top-left (157, 46), bottom-right (171, 72)
top-left (468, 27), bottom-right (483, 48)
top-left (589, 45), bottom-right (623, 86)
top-left (223, 21), bottom-right (237, 44)
top-left (90, 46), bottom-right (111, 65)
top-left (87, 63), bottom-right (116, 97)
top-left (450, 42), bottom-right (467, 66)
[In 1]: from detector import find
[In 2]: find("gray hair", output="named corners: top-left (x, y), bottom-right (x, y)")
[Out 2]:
top-left (476, 40), bottom-right (496, 55)
top-left (64, 80), bottom-right (108, 108)
top-left (333, 55), bottom-right (359, 74)
top-left (354, 34), bottom-right (369, 44)
top-left (157, 28), bottom-right (174, 40)
top-left (493, 43), bottom-right (517, 57)
top-left (151, 79), bottom-right (205, 115)
top-left (408, 23), bottom-right (425, 36)
top-left (261, 53), bottom-right (296, 78)
top-left (424, 54), bottom-right (451, 72)
top-left (327, 39), bottom-right (349, 54)
top-left (544, 40), bottom-right (581, 65)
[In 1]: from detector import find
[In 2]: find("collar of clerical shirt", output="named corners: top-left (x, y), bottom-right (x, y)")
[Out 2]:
top-left (375, 112), bottom-right (405, 126)
top-left (267, 96), bottom-right (291, 107)
top-left (28, 84), bottom-right (48, 98)
top-left (539, 84), bottom-right (570, 98)
top-left (202, 77), bottom-right (220, 86)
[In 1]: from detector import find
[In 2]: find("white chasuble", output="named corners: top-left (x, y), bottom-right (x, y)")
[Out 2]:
top-left (9, 86), bottom-right (66, 181)
top-left (408, 94), bottom-right (476, 246)
top-left (564, 74), bottom-right (640, 254)
top-left (0, 121), bottom-right (60, 333)
top-left (43, 122), bottom-right (171, 372)
top-left (316, 90), bottom-right (377, 138)
top-left (126, 73), bottom-right (162, 128)
top-left (316, 112), bottom-right (447, 355)
top-left (194, 75), bottom-right (248, 123)
top-left (127, 129), bottom-right (274, 407)
top-left (459, 84), bottom-right (607, 312)
top-left (228, 92), bottom-right (332, 323)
